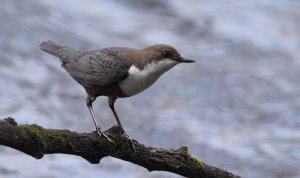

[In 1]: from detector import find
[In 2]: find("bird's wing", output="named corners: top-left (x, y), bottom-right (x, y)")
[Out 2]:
top-left (63, 51), bottom-right (130, 86)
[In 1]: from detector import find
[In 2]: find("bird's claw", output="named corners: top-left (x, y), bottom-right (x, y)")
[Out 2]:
top-left (96, 127), bottom-right (114, 143)
top-left (122, 132), bottom-right (136, 152)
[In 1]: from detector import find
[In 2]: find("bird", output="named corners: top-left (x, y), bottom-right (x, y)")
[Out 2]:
top-left (40, 40), bottom-right (195, 142)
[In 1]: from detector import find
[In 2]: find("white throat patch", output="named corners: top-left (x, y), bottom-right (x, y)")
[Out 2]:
top-left (119, 59), bottom-right (178, 96)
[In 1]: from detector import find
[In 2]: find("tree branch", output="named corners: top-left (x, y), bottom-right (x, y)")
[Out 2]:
top-left (0, 117), bottom-right (240, 178)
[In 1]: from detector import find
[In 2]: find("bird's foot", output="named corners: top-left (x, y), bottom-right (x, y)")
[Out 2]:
top-left (96, 127), bottom-right (114, 143)
top-left (121, 131), bottom-right (136, 152)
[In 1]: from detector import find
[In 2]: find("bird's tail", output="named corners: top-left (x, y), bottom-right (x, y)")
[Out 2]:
top-left (40, 40), bottom-right (63, 56)
top-left (40, 40), bottom-right (81, 63)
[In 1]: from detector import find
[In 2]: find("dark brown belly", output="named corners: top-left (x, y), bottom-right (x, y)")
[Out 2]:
top-left (84, 83), bottom-right (126, 98)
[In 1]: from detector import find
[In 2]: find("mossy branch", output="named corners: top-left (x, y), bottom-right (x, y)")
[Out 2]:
top-left (0, 117), bottom-right (240, 178)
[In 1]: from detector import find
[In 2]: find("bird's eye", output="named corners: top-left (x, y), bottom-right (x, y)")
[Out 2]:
top-left (161, 50), bottom-right (172, 57)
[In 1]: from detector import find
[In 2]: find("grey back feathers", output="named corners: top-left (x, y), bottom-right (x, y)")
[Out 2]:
top-left (40, 41), bottom-right (130, 86)
top-left (64, 52), bottom-right (130, 86)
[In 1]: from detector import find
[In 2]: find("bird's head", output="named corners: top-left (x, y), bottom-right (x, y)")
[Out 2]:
top-left (142, 44), bottom-right (195, 65)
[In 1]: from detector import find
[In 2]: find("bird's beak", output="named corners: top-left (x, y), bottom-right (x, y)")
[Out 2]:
top-left (179, 57), bottom-right (195, 63)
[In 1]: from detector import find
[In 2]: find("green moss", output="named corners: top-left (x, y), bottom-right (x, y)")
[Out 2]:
top-left (19, 124), bottom-right (61, 139)
top-left (190, 154), bottom-right (204, 166)
top-left (19, 124), bottom-right (75, 151)
top-left (178, 146), bottom-right (189, 157)
top-left (177, 146), bottom-right (204, 167)
top-left (18, 124), bottom-right (47, 150)
top-left (20, 124), bottom-right (45, 134)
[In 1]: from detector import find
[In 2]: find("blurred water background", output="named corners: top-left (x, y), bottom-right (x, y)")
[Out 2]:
top-left (1, 0), bottom-right (300, 178)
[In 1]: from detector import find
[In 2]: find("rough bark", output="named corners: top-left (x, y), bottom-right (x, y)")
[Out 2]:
top-left (0, 117), bottom-right (240, 178)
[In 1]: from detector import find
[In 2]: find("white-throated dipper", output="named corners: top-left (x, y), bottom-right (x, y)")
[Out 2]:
top-left (40, 41), bottom-right (195, 142)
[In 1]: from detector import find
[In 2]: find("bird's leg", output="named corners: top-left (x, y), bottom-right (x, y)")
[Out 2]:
top-left (108, 96), bottom-right (136, 151)
top-left (108, 96), bottom-right (122, 127)
top-left (86, 95), bottom-right (113, 142)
